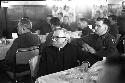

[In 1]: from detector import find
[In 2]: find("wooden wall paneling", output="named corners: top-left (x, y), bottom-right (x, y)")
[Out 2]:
top-left (0, 8), bottom-right (5, 37)
top-left (6, 5), bottom-right (51, 34)
top-left (7, 5), bottom-right (24, 34)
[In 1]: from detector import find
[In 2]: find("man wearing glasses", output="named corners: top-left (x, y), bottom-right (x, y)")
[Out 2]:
top-left (36, 28), bottom-right (87, 78)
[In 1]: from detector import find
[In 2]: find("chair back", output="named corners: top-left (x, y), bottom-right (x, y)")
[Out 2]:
top-left (16, 46), bottom-right (39, 64)
top-left (29, 55), bottom-right (40, 77)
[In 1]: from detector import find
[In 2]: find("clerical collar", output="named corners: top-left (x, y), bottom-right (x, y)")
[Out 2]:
top-left (58, 43), bottom-right (69, 51)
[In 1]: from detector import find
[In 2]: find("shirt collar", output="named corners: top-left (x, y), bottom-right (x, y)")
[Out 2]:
top-left (100, 32), bottom-right (109, 39)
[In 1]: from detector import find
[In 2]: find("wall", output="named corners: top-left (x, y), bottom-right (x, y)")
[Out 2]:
top-left (4, 5), bottom-right (50, 38)
top-left (0, 7), bottom-right (9, 38)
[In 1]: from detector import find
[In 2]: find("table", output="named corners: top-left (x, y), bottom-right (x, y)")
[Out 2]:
top-left (0, 39), bottom-right (14, 60)
top-left (35, 67), bottom-right (100, 83)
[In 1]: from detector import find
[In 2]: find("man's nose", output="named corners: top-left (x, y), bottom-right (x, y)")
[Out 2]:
top-left (95, 26), bottom-right (98, 30)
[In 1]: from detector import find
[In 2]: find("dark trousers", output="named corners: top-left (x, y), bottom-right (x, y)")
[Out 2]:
top-left (0, 60), bottom-right (14, 72)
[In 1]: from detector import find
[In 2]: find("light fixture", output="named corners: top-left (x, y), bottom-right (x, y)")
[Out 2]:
top-left (2, 1), bottom-right (9, 3)
top-left (1, 1), bottom-right (9, 7)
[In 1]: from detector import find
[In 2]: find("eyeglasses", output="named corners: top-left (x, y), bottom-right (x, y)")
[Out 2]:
top-left (52, 36), bottom-right (66, 39)
top-left (52, 36), bottom-right (67, 41)
top-left (96, 24), bottom-right (101, 28)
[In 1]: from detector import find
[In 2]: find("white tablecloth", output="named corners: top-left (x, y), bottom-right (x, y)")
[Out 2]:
top-left (0, 39), bottom-right (14, 60)
top-left (35, 67), bottom-right (99, 83)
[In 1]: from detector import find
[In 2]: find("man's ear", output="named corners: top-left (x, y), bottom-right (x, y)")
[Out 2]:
top-left (105, 25), bottom-right (108, 31)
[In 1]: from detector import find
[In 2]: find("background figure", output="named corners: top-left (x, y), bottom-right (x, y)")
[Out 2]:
top-left (42, 17), bottom-right (61, 47)
top-left (77, 18), bottom-right (93, 37)
top-left (33, 14), bottom-right (53, 35)
top-left (116, 10), bottom-right (125, 54)
top-left (117, 10), bottom-right (125, 37)
top-left (57, 12), bottom-right (63, 23)
top-left (52, 5), bottom-right (59, 17)
top-left (61, 16), bottom-right (72, 31)
top-left (108, 15), bottom-right (119, 38)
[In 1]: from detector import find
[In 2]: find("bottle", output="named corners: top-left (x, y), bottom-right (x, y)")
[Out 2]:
top-left (81, 61), bottom-right (90, 72)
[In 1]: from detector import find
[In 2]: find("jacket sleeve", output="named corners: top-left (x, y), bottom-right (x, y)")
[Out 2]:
top-left (76, 46), bottom-right (88, 65)
top-left (95, 37), bottom-right (118, 57)
top-left (5, 39), bottom-right (19, 66)
top-left (45, 32), bottom-right (53, 46)
top-left (36, 47), bottom-right (47, 78)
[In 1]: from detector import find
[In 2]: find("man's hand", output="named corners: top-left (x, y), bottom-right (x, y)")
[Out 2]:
top-left (35, 30), bottom-right (40, 35)
top-left (86, 44), bottom-right (96, 54)
top-left (82, 44), bottom-right (89, 52)
top-left (82, 43), bottom-right (96, 54)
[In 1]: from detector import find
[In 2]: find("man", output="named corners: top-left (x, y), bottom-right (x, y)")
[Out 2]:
top-left (57, 12), bottom-right (63, 23)
top-left (117, 10), bottom-right (125, 37)
top-left (5, 17), bottom-right (41, 67)
top-left (117, 10), bottom-right (125, 53)
top-left (60, 16), bottom-right (73, 31)
top-left (97, 55), bottom-right (125, 83)
top-left (44, 17), bottom-right (62, 46)
top-left (36, 29), bottom-right (87, 77)
top-left (34, 15), bottom-right (53, 35)
top-left (77, 18), bottom-right (93, 37)
top-left (108, 15), bottom-right (119, 38)
top-left (70, 17), bottom-right (96, 48)
top-left (90, 18), bottom-right (118, 58)
top-left (74, 18), bottom-right (118, 65)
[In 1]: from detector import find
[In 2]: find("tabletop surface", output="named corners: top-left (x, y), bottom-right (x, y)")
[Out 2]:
top-left (0, 39), bottom-right (14, 60)
top-left (35, 65), bottom-right (103, 83)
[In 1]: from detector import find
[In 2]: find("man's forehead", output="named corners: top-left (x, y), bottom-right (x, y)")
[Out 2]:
top-left (53, 30), bottom-right (65, 37)
top-left (96, 20), bottom-right (103, 25)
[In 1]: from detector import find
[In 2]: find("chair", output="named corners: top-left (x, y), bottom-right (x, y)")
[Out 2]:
top-left (7, 46), bottom-right (39, 83)
top-left (29, 55), bottom-right (41, 82)
top-left (16, 46), bottom-right (39, 64)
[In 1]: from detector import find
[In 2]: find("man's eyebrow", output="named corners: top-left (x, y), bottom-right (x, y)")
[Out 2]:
top-left (53, 36), bottom-right (66, 38)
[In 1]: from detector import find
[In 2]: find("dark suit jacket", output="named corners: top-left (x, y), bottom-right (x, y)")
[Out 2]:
top-left (60, 23), bottom-right (73, 31)
top-left (92, 33), bottom-right (118, 57)
top-left (117, 15), bottom-right (125, 35)
top-left (5, 32), bottom-right (41, 66)
top-left (33, 20), bottom-right (52, 35)
top-left (109, 24), bottom-right (119, 38)
top-left (36, 43), bottom-right (87, 77)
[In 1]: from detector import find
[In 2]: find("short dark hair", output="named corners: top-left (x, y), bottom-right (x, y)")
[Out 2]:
top-left (105, 55), bottom-right (125, 82)
top-left (23, 16), bottom-right (29, 19)
top-left (50, 17), bottom-right (60, 26)
top-left (96, 17), bottom-right (110, 26)
top-left (79, 18), bottom-right (88, 23)
top-left (58, 12), bottom-right (63, 17)
top-left (108, 15), bottom-right (117, 21)
top-left (47, 14), bottom-right (53, 18)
